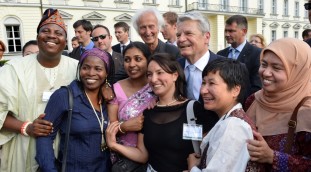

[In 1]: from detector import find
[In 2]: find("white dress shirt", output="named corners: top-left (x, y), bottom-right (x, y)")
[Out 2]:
top-left (185, 51), bottom-right (210, 100)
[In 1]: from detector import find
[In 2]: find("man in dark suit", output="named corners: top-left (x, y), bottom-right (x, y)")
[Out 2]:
top-left (92, 24), bottom-right (127, 83)
top-left (177, 12), bottom-right (219, 130)
top-left (132, 8), bottom-right (181, 59)
top-left (69, 19), bottom-right (94, 60)
top-left (217, 15), bottom-right (262, 100)
top-left (112, 22), bottom-right (131, 54)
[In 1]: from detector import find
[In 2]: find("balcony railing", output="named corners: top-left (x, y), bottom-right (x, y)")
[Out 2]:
top-left (188, 2), bottom-right (264, 15)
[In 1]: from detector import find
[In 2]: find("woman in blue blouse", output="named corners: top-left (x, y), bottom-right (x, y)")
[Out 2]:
top-left (36, 48), bottom-right (114, 172)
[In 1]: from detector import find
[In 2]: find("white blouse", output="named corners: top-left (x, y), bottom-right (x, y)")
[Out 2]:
top-left (191, 103), bottom-right (253, 172)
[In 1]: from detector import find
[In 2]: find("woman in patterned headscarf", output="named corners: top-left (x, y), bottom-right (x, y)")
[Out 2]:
top-left (246, 38), bottom-right (311, 171)
top-left (36, 48), bottom-right (114, 172)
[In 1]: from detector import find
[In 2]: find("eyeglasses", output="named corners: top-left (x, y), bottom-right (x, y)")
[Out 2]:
top-left (91, 34), bottom-right (107, 42)
top-left (305, 3), bottom-right (311, 10)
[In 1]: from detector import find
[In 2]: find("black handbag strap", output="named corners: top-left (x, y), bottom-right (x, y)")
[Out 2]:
top-left (61, 86), bottom-right (73, 172)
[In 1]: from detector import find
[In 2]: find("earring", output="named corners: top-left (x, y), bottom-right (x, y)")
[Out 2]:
top-left (104, 78), bottom-right (111, 88)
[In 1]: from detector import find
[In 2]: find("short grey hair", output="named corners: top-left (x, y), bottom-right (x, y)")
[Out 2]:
top-left (132, 7), bottom-right (164, 33)
top-left (177, 11), bottom-right (210, 33)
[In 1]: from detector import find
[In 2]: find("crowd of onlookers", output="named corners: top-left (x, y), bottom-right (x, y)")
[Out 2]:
top-left (0, 1), bottom-right (310, 172)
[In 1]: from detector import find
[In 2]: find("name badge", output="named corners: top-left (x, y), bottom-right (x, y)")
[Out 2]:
top-left (183, 123), bottom-right (203, 141)
top-left (42, 91), bottom-right (54, 102)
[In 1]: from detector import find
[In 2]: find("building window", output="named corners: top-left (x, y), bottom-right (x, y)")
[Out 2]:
top-left (295, 1), bottom-right (299, 17)
top-left (198, 0), bottom-right (207, 9)
top-left (169, 0), bottom-right (179, 6)
top-left (240, 0), bottom-right (247, 12)
top-left (283, 31), bottom-right (288, 37)
top-left (271, 30), bottom-right (276, 42)
top-left (258, 0), bottom-right (264, 13)
top-left (145, 0), bottom-right (156, 3)
top-left (271, 0), bottom-right (277, 14)
top-left (4, 17), bottom-right (22, 53)
top-left (294, 31), bottom-right (299, 38)
top-left (115, 0), bottom-right (130, 2)
top-left (6, 25), bottom-right (22, 52)
top-left (221, 0), bottom-right (229, 11)
top-left (283, 0), bottom-right (288, 16)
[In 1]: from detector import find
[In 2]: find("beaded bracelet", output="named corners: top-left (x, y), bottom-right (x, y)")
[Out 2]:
top-left (20, 121), bottom-right (32, 136)
top-left (118, 121), bottom-right (126, 134)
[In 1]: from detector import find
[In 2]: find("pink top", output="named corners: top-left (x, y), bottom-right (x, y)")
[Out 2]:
top-left (110, 82), bottom-right (156, 147)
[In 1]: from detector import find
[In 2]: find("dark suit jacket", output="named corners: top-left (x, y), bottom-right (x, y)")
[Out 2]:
top-left (112, 41), bottom-right (132, 54)
top-left (112, 51), bottom-right (123, 73)
top-left (178, 50), bottom-right (220, 132)
top-left (111, 51), bottom-right (128, 83)
top-left (154, 39), bottom-right (181, 59)
top-left (68, 46), bottom-right (82, 61)
top-left (217, 42), bottom-right (262, 99)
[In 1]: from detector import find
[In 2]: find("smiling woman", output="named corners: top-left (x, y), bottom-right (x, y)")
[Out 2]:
top-left (36, 48), bottom-right (114, 172)
top-left (246, 38), bottom-right (311, 171)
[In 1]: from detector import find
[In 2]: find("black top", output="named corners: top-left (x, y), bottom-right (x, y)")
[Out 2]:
top-left (142, 100), bottom-right (217, 172)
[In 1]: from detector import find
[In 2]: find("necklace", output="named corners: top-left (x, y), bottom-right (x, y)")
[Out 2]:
top-left (85, 91), bottom-right (107, 151)
top-left (156, 99), bottom-right (177, 107)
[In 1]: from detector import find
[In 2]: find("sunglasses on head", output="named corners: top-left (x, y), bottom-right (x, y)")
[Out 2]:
top-left (92, 34), bottom-right (107, 42)
top-left (305, 3), bottom-right (311, 10)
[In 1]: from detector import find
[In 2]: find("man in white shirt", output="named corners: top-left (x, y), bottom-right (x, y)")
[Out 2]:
top-left (161, 11), bottom-right (178, 46)
top-left (0, 8), bottom-right (78, 172)
top-left (176, 11), bottom-right (219, 102)
top-left (112, 22), bottom-right (131, 54)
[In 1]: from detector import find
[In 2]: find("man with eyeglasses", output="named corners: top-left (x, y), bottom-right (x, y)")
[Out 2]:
top-left (69, 19), bottom-right (94, 60)
top-left (92, 24), bottom-right (127, 83)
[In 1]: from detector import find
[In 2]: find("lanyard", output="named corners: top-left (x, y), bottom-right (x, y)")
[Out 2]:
top-left (85, 92), bottom-right (107, 151)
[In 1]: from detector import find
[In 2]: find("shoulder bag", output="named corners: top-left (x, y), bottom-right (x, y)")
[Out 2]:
top-left (285, 96), bottom-right (311, 153)
top-left (186, 100), bottom-right (200, 154)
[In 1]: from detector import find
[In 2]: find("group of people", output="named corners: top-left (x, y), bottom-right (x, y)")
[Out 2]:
top-left (0, 3), bottom-right (310, 172)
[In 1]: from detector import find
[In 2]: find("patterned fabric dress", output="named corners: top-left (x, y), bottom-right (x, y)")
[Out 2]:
top-left (110, 83), bottom-right (156, 163)
top-left (244, 94), bottom-right (311, 171)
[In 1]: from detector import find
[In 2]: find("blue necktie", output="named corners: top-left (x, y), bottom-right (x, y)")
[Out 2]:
top-left (187, 65), bottom-right (196, 100)
top-left (230, 48), bottom-right (239, 60)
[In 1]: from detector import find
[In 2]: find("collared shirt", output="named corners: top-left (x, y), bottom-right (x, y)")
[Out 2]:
top-left (185, 51), bottom-right (210, 100)
top-left (123, 40), bottom-right (131, 46)
top-left (36, 80), bottom-right (111, 172)
top-left (120, 40), bottom-right (130, 54)
top-left (80, 41), bottom-right (95, 55)
top-left (166, 40), bottom-right (177, 47)
top-left (229, 39), bottom-right (247, 59)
